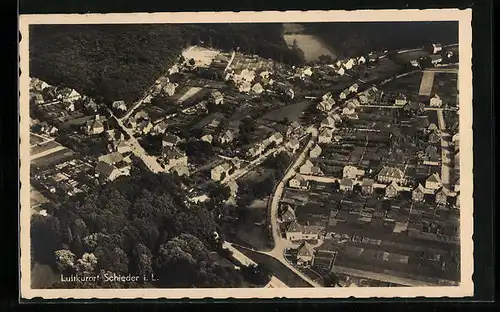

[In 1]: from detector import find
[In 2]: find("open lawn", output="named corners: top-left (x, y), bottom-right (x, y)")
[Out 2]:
top-left (31, 187), bottom-right (50, 208)
top-left (261, 100), bottom-right (312, 123)
top-left (381, 72), bottom-right (423, 98)
top-left (31, 148), bottom-right (75, 168)
top-left (233, 246), bottom-right (314, 287)
top-left (182, 46), bottom-right (221, 67)
top-left (356, 58), bottom-right (403, 84)
top-left (176, 86), bottom-right (203, 104)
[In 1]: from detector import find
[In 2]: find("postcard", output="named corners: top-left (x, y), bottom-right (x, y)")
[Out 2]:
top-left (19, 9), bottom-right (473, 299)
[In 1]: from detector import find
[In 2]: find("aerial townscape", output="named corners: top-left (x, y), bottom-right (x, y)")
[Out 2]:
top-left (28, 22), bottom-right (461, 289)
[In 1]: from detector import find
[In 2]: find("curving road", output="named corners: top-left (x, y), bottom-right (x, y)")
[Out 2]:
top-left (262, 126), bottom-right (321, 287)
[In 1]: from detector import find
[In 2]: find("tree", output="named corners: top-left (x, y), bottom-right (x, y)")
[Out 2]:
top-left (55, 249), bottom-right (77, 273)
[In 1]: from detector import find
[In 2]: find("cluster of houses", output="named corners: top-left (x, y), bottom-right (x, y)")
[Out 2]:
top-left (95, 151), bottom-right (132, 181)
top-left (225, 68), bottom-right (274, 95)
top-left (246, 131), bottom-right (285, 158)
top-left (151, 76), bottom-right (178, 98)
top-left (34, 158), bottom-right (95, 197)
top-left (288, 163), bottom-right (459, 207)
top-left (210, 157), bottom-right (243, 182)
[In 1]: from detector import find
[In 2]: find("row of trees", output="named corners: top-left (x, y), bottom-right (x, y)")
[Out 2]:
top-left (30, 23), bottom-right (304, 104)
top-left (31, 171), bottom-right (248, 288)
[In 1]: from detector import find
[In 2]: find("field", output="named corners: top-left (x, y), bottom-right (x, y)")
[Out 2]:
top-left (233, 246), bottom-right (313, 287)
top-left (431, 73), bottom-right (458, 107)
top-left (176, 86), bottom-right (203, 104)
top-left (182, 46), bottom-right (221, 67)
top-left (30, 186), bottom-right (50, 208)
top-left (31, 148), bottom-right (75, 168)
top-left (418, 71), bottom-right (435, 97)
top-left (356, 58), bottom-right (403, 84)
top-left (381, 72), bottom-right (423, 98)
top-left (261, 100), bottom-right (312, 123)
top-left (283, 34), bottom-right (336, 62)
top-left (395, 50), bottom-right (430, 62)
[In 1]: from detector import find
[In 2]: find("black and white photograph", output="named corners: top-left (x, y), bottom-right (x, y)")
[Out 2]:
top-left (19, 9), bottom-right (473, 299)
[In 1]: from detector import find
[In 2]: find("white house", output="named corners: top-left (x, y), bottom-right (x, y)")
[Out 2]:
top-left (342, 165), bottom-right (365, 179)
top-left (309, 144), bottom-right (322, 158)
top-left (431, 43), bottom-right (443, 54)
top-left (344, 58), bottom-right (355, 70)
top-left (425, 173), bottom-right (442, 190)
top-left (288, 175), bottom-right (309, 190)
top-left (86, 117), bottom-right (105, 135)
top-left (219, 130), bottom-right (235, 144)
top-left (112, 100), bottom-right (127, 112)
top-left (318, 128), bottom-right (334, 144)
top-left (201, 134), bottom-right (213, 144)
top-left (357, 56), bottom-right (366, 64)
top-left (339, 89), bottom-right (349, 100)
top-left (395, 94), bottom-right (408, 106)
top-left (238, 81), bottom-right (252, 93)
top-left (430, 94), bottom-right (443, 107)
top-left (430, 55), bottom-right (443, 65)
top-left (299, 160), bottom-right (315, 175)
top-left (349, 83), bottom-right (360, 93)
top-left (251, 83), bottom-right (264, 94)
top-left (286, 88), bottom-right (295, 100)
top-left (286, 138), bottom-right (300, 153)
top-left (336, 67), bottom-right (345, 76)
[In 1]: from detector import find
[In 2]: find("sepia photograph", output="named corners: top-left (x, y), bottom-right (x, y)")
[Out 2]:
top-left (19, 9), bottom-right (473, 299)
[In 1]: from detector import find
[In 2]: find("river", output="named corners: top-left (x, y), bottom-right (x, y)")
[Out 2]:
top-left (283, 23), bottom-right (337, 62)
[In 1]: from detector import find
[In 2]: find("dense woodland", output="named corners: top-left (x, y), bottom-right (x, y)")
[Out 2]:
top-left (31, 170), bottom-right (251, 288)
top-left (30, 24), bottom-right (302, 103)
top-left (303, 22), bottom-right (458, 57)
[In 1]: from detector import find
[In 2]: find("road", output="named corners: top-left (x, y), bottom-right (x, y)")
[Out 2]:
top-left (259, 126), bottom-right (321, 287)
top-left (109, 110), bottom-right (165, 174)
top-left (224, 51), bottom-right (236, 72)
top-left (222, 241), bottom-right (289, 288)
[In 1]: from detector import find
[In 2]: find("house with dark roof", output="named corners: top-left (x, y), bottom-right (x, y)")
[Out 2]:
top-left (279, 205), bottom-right (296, 223)
top-left (86, 117), bottom-right (105, 135)
top-left (339, 178), bottom-right (354, 192)
top-left (385, 181), bottom-right (400, 198)
top-left (435, 187), bottom-right (454, 205)
top-left (162, 133), bottom-right (182, 148)
top-left (361, 179), bottom-right (375, 195)
top-left (285, 221), bottom-right (303, 241)
top-left (209, 90), bottom-right (224, 105)
top-left (163, 147), bottom-right (188, 170)
top-left (412, 183), bottom-right (433, 202)
top-left (425, 173), bottom-right (442, 190)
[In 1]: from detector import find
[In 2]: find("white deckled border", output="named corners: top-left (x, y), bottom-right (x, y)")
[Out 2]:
top-left (19, 8), bottom-right (473, 300)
